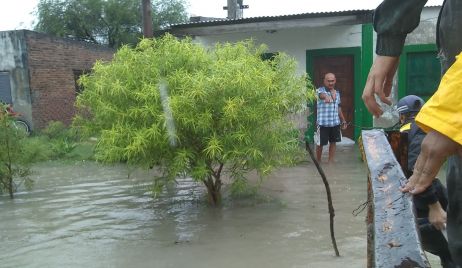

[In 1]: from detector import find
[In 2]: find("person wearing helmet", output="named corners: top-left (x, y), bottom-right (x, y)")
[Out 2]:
top-left (397, 95), bottom-right (427, 177)
top-left (397, 95), bottom-right (455, 268)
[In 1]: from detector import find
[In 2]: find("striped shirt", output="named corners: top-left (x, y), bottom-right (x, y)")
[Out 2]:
top-left (316, 86), bottom-right (341, 127)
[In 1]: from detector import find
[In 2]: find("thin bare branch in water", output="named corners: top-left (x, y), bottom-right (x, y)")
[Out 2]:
top-left (305, 142), bottom-right (340, 257)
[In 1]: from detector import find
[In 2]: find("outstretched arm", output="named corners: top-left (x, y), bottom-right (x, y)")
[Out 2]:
top-left (319, 92), bottom-right (333, 103)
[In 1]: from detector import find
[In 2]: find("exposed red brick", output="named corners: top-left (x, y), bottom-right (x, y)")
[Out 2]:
top-left (26, 31), bottom-right (114, 129)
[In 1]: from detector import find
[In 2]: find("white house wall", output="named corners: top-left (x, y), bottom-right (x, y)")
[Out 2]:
top-left (406, 7), bottom-right (439, 45)
top-left (0, 31), bottom-right (32, 124)
top-left (194, 24), bottom-right (363, 75)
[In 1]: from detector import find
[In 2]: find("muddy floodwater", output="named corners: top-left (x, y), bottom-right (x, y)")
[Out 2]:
top-left (0, 144), bottom-right (442, 267)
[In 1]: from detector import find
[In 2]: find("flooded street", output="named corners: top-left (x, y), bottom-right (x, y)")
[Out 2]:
top-left (0, 144), bottom-right (441, 267)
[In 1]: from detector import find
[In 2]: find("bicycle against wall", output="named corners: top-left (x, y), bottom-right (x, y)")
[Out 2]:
top-left (1, 102), bottom-right (31, 136)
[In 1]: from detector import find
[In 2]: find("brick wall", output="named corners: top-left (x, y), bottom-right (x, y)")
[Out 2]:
top-left (26, 31), bottom-right (114, 129)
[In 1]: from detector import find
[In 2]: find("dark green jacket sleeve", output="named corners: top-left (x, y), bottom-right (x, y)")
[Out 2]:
top-left (374, 0), bottom-right (428, 56)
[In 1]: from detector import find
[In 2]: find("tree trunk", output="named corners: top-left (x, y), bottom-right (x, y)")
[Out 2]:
top-left (204, 175), bottom-right (222, 206)
top-left (142, 0), bottom-right (153, 38)
top-left (7, 174), bottom-right (13, 199)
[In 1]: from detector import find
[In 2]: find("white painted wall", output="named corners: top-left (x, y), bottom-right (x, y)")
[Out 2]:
top-left (421, 6), bottom-right (440, 23)
top-left (0, 31), bottom-right (32, 126)
top-left (190, 7), bottom-right (440, 76)
top-left (406, 6), bottom-right (439, 45)
top-left (195, 24), bottom-right (362, 75)
top-left (0, 32), bottom-right (20, 70)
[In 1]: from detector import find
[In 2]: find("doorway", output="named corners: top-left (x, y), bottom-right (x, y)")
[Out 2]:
top-left (306, 47), bottom-right (361, 141)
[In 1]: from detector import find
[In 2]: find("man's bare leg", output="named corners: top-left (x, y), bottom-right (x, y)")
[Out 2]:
top-left (328, 142), bottom-right (336, 163)
top-left (316, 145), bottom-right (323, 163)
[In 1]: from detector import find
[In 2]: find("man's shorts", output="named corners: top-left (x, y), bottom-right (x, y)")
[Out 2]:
top-left (317, 125), bottom-right (342, 146)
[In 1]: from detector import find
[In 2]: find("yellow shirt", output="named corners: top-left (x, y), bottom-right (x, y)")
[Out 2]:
top-left (416, 52), bottom-right (462, 146)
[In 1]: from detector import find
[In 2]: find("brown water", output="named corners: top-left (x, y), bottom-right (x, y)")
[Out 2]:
top-left (0, 145), bottom-right (441, 267)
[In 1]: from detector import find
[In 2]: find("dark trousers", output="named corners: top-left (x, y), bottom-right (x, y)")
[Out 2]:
top-left (438, 1), bottom-right (462, 265)
top-left (446, 155), bottom-right (462, 266)
top-left (418, 219), bottom-right (455, 268)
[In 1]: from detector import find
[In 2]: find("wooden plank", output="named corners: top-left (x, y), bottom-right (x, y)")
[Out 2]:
top-left (360, 129), bottom-right (430, 268)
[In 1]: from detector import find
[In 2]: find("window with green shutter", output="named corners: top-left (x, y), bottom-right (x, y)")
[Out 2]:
top-left (406, 51), bottom-right (441, 99)
top-left (398, 44), bottom-right (441, 101)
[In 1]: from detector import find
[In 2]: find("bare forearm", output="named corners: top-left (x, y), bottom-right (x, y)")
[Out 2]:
top-left (338, 108), bottom-right (346, 123)
top-left (428, 201), bottom-right (447, 230)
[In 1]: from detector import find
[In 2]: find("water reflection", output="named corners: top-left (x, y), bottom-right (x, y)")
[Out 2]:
top-left (0, 145), bottom-right (440, 267)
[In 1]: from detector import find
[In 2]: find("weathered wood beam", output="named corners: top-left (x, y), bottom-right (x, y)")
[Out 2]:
top-left (360, 129), bottom-right (430, 268)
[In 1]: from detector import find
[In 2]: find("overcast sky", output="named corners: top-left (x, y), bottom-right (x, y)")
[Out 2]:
top-left (0, 0), bottom-right (444, 31)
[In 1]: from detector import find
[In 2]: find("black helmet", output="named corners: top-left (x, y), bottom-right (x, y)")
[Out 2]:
top-left (396, 95), bottom-right (425, 114)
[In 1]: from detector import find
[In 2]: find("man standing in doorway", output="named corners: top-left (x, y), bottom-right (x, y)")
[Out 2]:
top-left (316, 73), bottom-right (347, 163)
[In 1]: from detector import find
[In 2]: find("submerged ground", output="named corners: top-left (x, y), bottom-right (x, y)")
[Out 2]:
top-left (0, 144), bottom-right (442, 267)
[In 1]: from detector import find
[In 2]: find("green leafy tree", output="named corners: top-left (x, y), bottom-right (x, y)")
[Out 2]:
top-left (0, 104), bottom-right (33, 198)
top-left (74, 35), bottom-right (314, 205)
top-left (34, 0), bottom-right (188, 48)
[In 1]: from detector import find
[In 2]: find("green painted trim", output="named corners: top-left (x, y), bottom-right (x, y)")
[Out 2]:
top-left (360, 23), bottom-right (374, 133)
top-left (398, 44), bottom-right (438, 100)
top-left (305, 46), bottom-right (362, 142)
